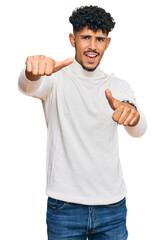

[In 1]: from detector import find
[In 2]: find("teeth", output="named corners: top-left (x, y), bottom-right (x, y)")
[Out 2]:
top-left (87, 55), bottom-right (97, 58)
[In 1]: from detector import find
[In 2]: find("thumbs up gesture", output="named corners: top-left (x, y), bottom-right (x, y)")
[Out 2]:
top-left (105, 89), bottom-right (140, 127)
top-left (25, 55), bottom-right (74, 81)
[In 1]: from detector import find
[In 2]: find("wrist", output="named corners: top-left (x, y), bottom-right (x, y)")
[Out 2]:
top-left (122, 100), bottom-right (138, 112)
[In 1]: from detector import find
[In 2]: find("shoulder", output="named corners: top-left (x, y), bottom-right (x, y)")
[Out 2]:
top-left (108, 73), bottom-right (131, 88)
top-left (106, 73), bottom-right (135, 101)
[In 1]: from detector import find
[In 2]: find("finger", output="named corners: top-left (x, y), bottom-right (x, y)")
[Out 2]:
top-left (118, 107), bottom-right (131, 125)
top-left (38, 56), bottom-right (46, 75)
top-left (105, 89), bottom-right (116, 111)
top-left (54, 57), bottom-right (74, 72)
top-left (26, 57), bottom-right (32, 72)
top-left (31, 57), bottom-right (39, 75)
top-left (112, 105), bottom-right (125, 123)
top-left (128, 112), bottom-right (140, 126)
top-left (45, 59), bottom-right (53, 75)
top-left (123, 110), bottom-right (136, 126)
top-left (129, 117), bottom-right (138, 126)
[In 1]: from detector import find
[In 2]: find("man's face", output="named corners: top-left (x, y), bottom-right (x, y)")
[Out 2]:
top-left (69, 26), bottom-right (111, 71)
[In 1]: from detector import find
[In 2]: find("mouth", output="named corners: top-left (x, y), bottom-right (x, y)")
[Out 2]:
top-left (84, 52), bottom-right (99, 62)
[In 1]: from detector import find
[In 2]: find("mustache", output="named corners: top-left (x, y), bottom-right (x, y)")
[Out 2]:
top-left (84, 50), bottom-right (100, 56)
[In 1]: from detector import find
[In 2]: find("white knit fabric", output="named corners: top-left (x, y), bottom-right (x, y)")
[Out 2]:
top-left (18, 58), bottom-right (147, 205)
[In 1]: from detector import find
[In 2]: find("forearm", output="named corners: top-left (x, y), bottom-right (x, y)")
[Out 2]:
top-left (18, 68), bottom-right (53, 100)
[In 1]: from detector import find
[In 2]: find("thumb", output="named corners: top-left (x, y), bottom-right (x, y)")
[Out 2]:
top-left (54, 57), bottom-right (74, 72)
top-left (105, 89), bottom-right (119, 111)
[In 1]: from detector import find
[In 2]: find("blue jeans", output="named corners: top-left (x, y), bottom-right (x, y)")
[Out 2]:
top-left (46, 196), bottom-right (128, 240)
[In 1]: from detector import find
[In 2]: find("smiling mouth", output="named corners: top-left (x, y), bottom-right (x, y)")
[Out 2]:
top-left (85, 53), bottom-right (98, 58)
top-left (84, 52), bottom-right (99, 61)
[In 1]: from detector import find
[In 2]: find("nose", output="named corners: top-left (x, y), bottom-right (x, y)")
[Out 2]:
top-left (89, 38), bottom-right (97, 51)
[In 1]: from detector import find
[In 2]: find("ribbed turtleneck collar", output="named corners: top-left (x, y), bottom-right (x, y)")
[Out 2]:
top-left (69, 57), bottom-right (103, 78)
top-left (63, 57), bottom-right (109, 85)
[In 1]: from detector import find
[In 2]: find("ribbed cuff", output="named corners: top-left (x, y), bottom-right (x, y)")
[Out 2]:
top-left (18, 67), bottom-right (43, 95)
top-left (124, 108), bottom-right (147, 138)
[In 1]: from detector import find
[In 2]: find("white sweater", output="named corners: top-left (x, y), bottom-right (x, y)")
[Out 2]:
top-left (18, 58), bottom-right (147, 205)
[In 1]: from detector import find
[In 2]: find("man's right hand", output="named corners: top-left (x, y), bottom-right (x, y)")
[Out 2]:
top-left (25, 55), bottom-right (74, 81)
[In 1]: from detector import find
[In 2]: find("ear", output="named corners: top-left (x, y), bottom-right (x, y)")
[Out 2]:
top-left (69, 33), bottom-right (76, 48)
top-left (105, 37), bottom-right (111, 50)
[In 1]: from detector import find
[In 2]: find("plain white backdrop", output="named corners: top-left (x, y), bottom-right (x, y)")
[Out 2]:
top-left (0, 0), bottom-right (164, 239)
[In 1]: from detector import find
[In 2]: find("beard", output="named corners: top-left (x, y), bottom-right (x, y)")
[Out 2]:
top-left (75, 44), bottom-right (100, 72)
top-left (81, 62), bottom-right (100, 72)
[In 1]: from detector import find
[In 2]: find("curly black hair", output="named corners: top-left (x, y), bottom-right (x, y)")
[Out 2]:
top-left (69, 5), bottom-right (116, 35)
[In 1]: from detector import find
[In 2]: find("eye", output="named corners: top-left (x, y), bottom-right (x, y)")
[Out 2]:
top-left (97, 37), bottom-right (104, 42)
top-left (81, 35), bottom-right (90, 40)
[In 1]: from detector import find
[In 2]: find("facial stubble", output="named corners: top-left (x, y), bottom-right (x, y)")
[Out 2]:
top-left (75, 44), bottom-right (100, 72)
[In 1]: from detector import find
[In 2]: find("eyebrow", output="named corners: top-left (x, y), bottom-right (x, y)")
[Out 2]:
top-left (80, 35), bottom-right (106, 39)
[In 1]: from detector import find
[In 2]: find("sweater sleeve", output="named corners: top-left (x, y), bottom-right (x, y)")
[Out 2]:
top-left (118, 79), bottom-right (147, 138)
top-left (124, 107), bottom-right (147, 137)
top-left (18, 68), bottom-right (54, 101)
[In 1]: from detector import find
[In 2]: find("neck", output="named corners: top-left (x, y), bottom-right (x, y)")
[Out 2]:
top-left (71, 57), bottom-right (101, 78)
top-left (63, 56), bottom-right (108, 85)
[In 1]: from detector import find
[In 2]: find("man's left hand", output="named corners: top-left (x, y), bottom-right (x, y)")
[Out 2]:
top-left (105, 89), bottom-right (140, 127)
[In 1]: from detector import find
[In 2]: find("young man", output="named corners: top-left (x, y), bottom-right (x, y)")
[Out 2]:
top-left (18, 5), bottom-right (147, 240)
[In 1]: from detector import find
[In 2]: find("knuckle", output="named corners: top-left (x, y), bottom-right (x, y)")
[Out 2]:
top-left (47, 58), bottom-right (53, 67)
top-left (26, 56), bottom-right (30, 62)
top-left (45, 69), bottom-right (52, 76)
top-left (31, 55), bottom-right (38, 63)
top-left (33, 55), bottom-right (38, 60)
top-left (38, 69), bottom-right (44, 75)
top-left (26, 56), bottom-right (31, 65)
top-left (120, 105), bottom-right (125, 111)
top-left (133, 109), bottom-right (138, 117)
top-left (136, 112), bottom-right (140, 118)
top-left (126, 107), bottom-right (131, 113)
top-left (130, 110), bottom-right (135, 116)
top-left (46, 72), bottom-right (51, 76)
top-left (39, 55), bottom-right (46, 62)
top-left (32, 71), bottom-right (37, 76)
top-left (39, 55), bottom-right (45, 59)
top-left (45, 56), bottom-right (50, 62)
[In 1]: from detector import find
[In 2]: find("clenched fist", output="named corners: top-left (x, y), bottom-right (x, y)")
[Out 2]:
top-left (105, 89), bottom-right (140, 127)
top-left (25, 55), bottom-right (74, 81)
